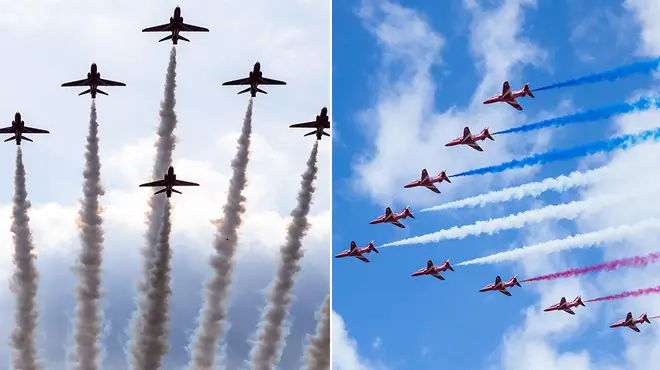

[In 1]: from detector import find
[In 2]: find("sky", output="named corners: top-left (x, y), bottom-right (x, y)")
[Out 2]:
top-left (0, 1), bottom-right (330, 369)
top-left (331, 0), bottom-right (660, 369)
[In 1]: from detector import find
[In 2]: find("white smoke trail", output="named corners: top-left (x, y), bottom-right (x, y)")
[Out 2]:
top-left (188, 98), bottom-right (253, 370)
top-left (421, 168), bottom-right (603, 212)
top-left (456, 218), bottom-right (660, 266)
top-left (248, 141), bottom-right (319, 370)
top-left (9, 147), bottom-right (41, 370)
top-left (303, 295), bottom-right (330, 370)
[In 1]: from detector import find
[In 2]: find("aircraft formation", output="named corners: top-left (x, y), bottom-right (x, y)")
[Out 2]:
top-left (335, 73), bottom-right (660, 333)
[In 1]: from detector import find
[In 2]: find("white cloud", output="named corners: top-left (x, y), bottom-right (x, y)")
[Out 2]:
top-left (332, 311), bottom-right (386, 370)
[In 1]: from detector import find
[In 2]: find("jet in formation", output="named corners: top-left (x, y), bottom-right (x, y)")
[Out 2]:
top-left (0, 112), bottom-right (49, 145)
top-left (334, 241), bottom-right (379, 263)
top-left (139, 166), bottom-right (199, 197)
top-left (289, 106), bottom-right (331, 140)
top-left (445, 127), bottom-right (494, 151)
top-left (404, 168), bottom-right (451, 193)
top-left (411, 259), bottom-right (454, 280)
top-left (142, 6), bottom-right (209, 44)
top-left (222, 62), bottom-right (286, 97)
top-left (479, 275), bottom-right (522, 296)
top-left (483, 81), bottom-right (535, 111)
top-left (610, 312), bottom-right (652, 332)
top-left (369, 206), bottom-right (415, 228)
top-left (543, 296), bottom-right (586, 315)
top-left (61, 63), bottom-right (126, 99)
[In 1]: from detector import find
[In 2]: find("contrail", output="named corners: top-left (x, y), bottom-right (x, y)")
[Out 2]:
top-left (380, 194), bottom-right (635, 248)
top-left (129, 45), bottom-right (178, 368)
top-left (585, 285), bottom-right (660, 303)
top-left (69, 101), bottom-right (105, 370)
top-left (451, 126), bottom-right (660, 178)
top-left (522, 251), bottom-right (660, 282)
top-left (421, 168), bottom-right (603, 212)
top-left (303, 295), bottom-right (330, 370)
top-left (248, 141), bottom-right (319, 370)
top-left (135, 200), bottom-right (173, 370)
top-left (531, 58), bottom-right (660, 92)
top-left (456, 218), bottom-right (660, 266)
top-left (493, 95), bottom-right (660, 135)
top-left (188, 98), bottom-right (253, 370)
top-left (9, 147), bottom-right (41, 370)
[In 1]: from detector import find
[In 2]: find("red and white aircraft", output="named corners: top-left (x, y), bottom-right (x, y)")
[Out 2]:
top-left (609, 312), bottom-right (652, 332)
top-left (543, 296), bottom-right (586, 315)
top-left (411, 259), bottom-right (454, 280)
top-left (479, 275), bottom-right (522, 296)
top-left (369, 206), bottom-right (415, 228)
top-left (334, 241), bottom-right (379, 263)
top-left (404, 169), bottom-right (451, 194)
top-left (445, 127), bottom-right (494, 152)
top-left (483, 81), bottom-right (535, 111)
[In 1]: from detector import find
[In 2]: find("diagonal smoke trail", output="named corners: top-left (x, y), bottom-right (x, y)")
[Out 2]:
top-left (130, 45), bottom-right (178, 369)
top-left (303, 295), bottom-right (330, 370)
top-left (249, 141), bottom-right (320, 370)
top-left (137, 200), bottom-right (174, 369)
top-left (69, 101), bottom-right (106, 370)
top-left (9, 147), bottom-right (41, 370)
top-left (188, 98), bottom-right (253, 370)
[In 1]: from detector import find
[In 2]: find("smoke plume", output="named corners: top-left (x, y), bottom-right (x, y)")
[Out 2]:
top-left (303, 295), bottom-right (330, 370)
top-left (585, 285), bottom-right (660, 303)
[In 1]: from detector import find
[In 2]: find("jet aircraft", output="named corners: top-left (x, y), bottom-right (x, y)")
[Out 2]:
top-left (289, 107), bottom-right (331, 140)
top-left (369, 206), bottom-right (415, 228)
top-left (543, 296), bottom-right (586, 315)
top-left (334, 241), bottom-right (379, 263)
top-left (142, 6), bottom-right (209, 44)
top-left (222, 62), bottom-right (286, 97)
top-left (610, 312), bottom-right (652, 332)
top-left (483, 81), bottom-right (535, 111)
top-left (445, 127), bottom-right (494, 151)
top-left (404, 169), bottom-right (451, 193)
top-left (411, 259), bottom-right (454, 280)
top-left (61, 63), bottom-right (126, 99)
top-left (479, 275), bottom-right (522, 296)
top-left (139, 166), bottom-right (199, 198)
top-left (0, 112), bottom-right (49, 145)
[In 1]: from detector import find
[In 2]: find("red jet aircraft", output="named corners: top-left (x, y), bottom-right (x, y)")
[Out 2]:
top-left (479, 275), bottom-right (521, 296)
top-left (483, 81), bottom-right (535, 111)
top-left (411, 259), bottom-right (454, 280)
top-left (369, 206), bottom-right (415, 228)
top-left (543, 296), bottom-right (586, 315)
top-left (404, 169), bottom-right (451, 194)
top-left (610, 312), bottom-right (652, 332)
top-left (334, 241), bottom-right (379, 263)
top-left (445, 127), bottom-right (494, 152)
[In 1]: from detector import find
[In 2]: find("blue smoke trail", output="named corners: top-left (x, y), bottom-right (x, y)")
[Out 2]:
top-left (532, 57), bottom-right (660, 92)
top-left (451, 127), bottom-right (660, 177)
top-left (493, 95), bottom-right (660, 135)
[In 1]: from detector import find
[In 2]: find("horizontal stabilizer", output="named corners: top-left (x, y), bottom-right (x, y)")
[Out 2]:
top-left (21, 135), bottom-right (33, 142)
top-left (159, 35), bottom-right (173, 42)
top-left (154, 188), bottom-right (167, 195)
top-left (256, 87), bottom-right (267, 94)
top-left (322, 131), bottom-right (330, 136)
top-left (237, 87), bottom-right (251, 95)
top-left (78, 89), bottom-right (91, 96)
top-left (172, 188), bottom-right (182, 194)
top-left (178, 35), bottom-right (190, 42)
top-left (4, 135), bottom-right (16, 142)
top-left (97, 89), bottom-right (108, 96)
top-left (304, 131), bottom-right (316, 137)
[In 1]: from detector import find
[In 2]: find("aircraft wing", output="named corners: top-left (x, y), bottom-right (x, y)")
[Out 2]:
top-left (98, 78), bottom-right (126, 86)
top-left (61, 78), bottom-right (90, 87)
top-left (289, 121), bottom-right (318, 129)
top-left (356, 255), bottom-right (370, 263)
top-left (0, 126), bottom-right (14, 134)
top-left (142, 23), bottom-right (174, 32)
top-left (259, 77), bottom-right (286, 85)
top-left (562, 308), bottom-right (576, 315)
top-left (222, 77), bottom-right (252, 86)
top-left (139, 179), bottom-right (168, 187)
top-left (432, 274), bottom-right (445, 280)
top-left (172, 179), bottom-right (200, 186)
top-left (499, 288), bottom-right (512, 296)
top-left (425, 184), bottom-right (441, 193)
top-left (629, 324), bottom-right (640, 332)
top-left (505, 100), bottom-right (523, 111)
top-left (22, 126), bottom-right (50, 134)
top-left (180, 23), bottom-right (210, 32)
top-left (391, 220), bottom-right (405, 228)
top-left (468, 142), bottom-right (484, 151)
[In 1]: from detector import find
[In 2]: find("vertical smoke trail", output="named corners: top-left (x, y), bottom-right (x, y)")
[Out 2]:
top-left (303, 295), bottom-right (330, 370)
top-left (69, 101), bottom-right (105, 370)
top-left (249, 141), bottom-right (319, 370)
top-left (9, 147), bottom-right (41, 370)
top-left (136, 200), bottom-right (174, 370)
top-left (188, 98), bottom-right (253, 370)
top-left (130, 46), bottom-right (178, 368)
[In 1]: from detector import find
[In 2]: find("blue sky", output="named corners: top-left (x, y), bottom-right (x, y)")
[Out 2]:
top-left (331, 0), bottom-right (660, 369)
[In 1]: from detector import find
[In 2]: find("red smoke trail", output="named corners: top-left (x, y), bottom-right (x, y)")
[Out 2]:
top-left (584, 285), bottom-right (660, 303)
top-left (522, 252), bottom-right (660, 282)
top-left (651, 316), bottom-right (660, 320)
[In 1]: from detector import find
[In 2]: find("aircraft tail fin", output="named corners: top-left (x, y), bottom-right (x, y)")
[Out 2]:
top-left (237, 87), bottom-right (251, 95)
top-left (154, 188), bottom-right (167, 195)
top-left (159, 35), bottom-right (173, 42)
top-left (523, 83), bottom-right (535, 98)
top-left (481, 128), bottom-right (494, 141)
top-left (403, 206), bottom-right (415, 219)
top-left (256, 87), bottom-right (267, 94)
top-left (97, 89), bottom-right (108, 96)
top-left (172, 188), bottom-right (182, 194)
top-left (574, 295), bottom-right (585, 307)
top-left (640, 313), bottom-right (651, 324)
top-left (444, 259), bottom-right (454, 271)
top-left (4, 135), bottom-right (16, 143)
top-left (20, 135), bottom-right (33, 142)
top-left (178, 35), bottom-right (190, 42)
top-left (304, 131), bottom-right (316, 137)
top-left (439, 170), bottom-right (451, 183)
top-left (510, 275), bottom-right (521, 287)
top-left (368, 241), bottom-right (379, 254)
top-left (78, 89), bottom-right (92, 96)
